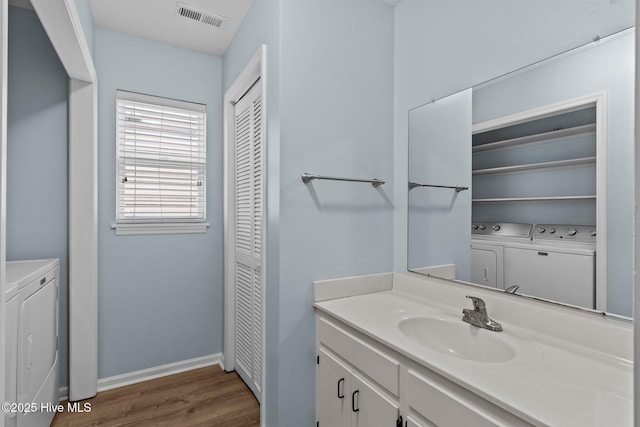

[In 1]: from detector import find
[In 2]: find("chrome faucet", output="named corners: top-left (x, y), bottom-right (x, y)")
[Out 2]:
top-left (462, 296), bottom-right (503, 332)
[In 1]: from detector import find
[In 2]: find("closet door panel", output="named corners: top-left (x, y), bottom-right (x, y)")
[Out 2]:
top-left (233, 79), bottom-right (264, 400)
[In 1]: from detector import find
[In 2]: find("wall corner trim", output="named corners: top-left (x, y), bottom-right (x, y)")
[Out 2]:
top-left (30, 0), bottom-right (96, 83)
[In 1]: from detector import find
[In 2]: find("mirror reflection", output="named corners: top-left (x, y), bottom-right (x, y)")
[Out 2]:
top-left (408, 29), bottom-right (634, 317)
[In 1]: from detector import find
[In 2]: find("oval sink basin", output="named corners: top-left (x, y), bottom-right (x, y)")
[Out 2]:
top-left (398, 317), bottom-right (516, 363)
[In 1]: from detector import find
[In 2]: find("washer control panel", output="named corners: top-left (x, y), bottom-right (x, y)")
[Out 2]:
top-left (471, 223), bottom-right (533, 238)
top-left (533, 224), bottom-right (596, 243)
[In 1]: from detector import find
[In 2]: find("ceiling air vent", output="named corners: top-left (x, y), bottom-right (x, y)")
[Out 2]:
top-left (176, 2), bottom-right (228, 29)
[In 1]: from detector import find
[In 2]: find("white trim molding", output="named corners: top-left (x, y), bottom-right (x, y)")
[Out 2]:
top-left (59, 354), bottom-right (223, 401)
top-left (633, 10), bottom-right (640, 426)
top-left (223, 44), bottom-right (267, 413)
top-left (29, 0), bottom-right (95, 82)
top-left (68, 79), bottom-right (99, 402)
top-left (30, 0), bottom-right (99, 402)
top-left (0, 1), bottom-right (8, 425)
top-left (223, 45), bottom-right (266, 370)
top-left (111, 222), bottom-right (209, 236)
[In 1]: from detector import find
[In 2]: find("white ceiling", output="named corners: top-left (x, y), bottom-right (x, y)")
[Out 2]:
top-left (89, 0), bottom-right (253, 57)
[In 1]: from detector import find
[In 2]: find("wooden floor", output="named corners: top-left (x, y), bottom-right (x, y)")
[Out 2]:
top-left (51, 366), bottom-right (260, 427)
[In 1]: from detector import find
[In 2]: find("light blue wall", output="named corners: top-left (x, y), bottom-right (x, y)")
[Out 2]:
top-left (393, 0), bottom-right (635, 272)
top-left (224, 0), bottom-right (394, 424)
top-left (472, 31), bottom-right (635, 316)
top-left (222, 0), bottom-right (281, 424)
top-left (278, 0), bottom-right (394, 424)
top-left (407, 90), bottom-right (471, 278)
top-left (6, 6), bottom-right (69, 385)
top-left (94, 28), bottom-right (224, 379)
top-left (72, 0), bottom-right (94, 59)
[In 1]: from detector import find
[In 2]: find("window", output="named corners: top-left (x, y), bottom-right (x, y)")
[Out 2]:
top-left (115, 90), bottom-right (207, 235)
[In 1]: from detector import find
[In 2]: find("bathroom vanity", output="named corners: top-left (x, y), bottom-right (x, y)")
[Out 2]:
top-left (314, 273), bottom-right (632, 427)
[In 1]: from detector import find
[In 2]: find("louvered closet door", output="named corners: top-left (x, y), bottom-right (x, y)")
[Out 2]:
top-left (234, 79), bottom-right (263, 400)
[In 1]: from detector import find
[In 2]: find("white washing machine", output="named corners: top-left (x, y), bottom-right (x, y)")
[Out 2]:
top-left (503, 224), bottom-right (596, 309)
top-left (470, 223), bottom-right (533, 289)
top-left (5, 259), bottom-right (60, 427)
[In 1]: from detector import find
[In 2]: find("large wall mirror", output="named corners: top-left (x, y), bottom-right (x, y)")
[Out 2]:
top-left (407, 8), bottom-right (634, 318)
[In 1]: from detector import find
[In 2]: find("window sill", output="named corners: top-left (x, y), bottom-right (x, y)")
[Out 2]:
top-left (111, 222), bottom-right (209, 236)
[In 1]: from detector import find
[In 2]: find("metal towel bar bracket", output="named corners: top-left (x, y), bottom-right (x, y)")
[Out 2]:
top-left (302, 173), bottom-right (385, 188)
top-left (408, 181), bottom-right (468, 192)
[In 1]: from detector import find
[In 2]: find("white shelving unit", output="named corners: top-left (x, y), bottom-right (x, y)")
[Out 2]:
top-left (473, 195), bottom-right (596, 203)
top-left (471, 93), bottom-right (607, 312)
top-left (471, 123), bottom-right (596, 153)
top-left (472, 156), bottom-right (595, 176)
top-left (472, 111), bottom-right (597, 222)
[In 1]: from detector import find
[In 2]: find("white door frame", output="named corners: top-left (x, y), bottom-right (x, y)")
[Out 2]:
top-left (472, 91), bottom-right (608, 311)
top-left (0, 2), bottom-right (8, 424)
top-left (223, 45), bottom-right (267, 404)
top-left (14, 0), bottom-right (98, 403)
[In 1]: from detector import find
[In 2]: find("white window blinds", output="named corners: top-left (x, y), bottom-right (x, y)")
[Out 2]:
top-left (116, 90), bottom-right (206, 226)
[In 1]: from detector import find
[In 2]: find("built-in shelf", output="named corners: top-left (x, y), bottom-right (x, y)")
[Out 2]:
top-left (472, 195), bottom-right (596, 203)
top-left (472, 123), bottom-right (596, 153)
top-left (472, 157), bottom-right (596, 176)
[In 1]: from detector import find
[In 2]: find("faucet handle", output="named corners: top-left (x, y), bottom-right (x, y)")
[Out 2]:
top-left (465, 295), bottom-right (486, 312)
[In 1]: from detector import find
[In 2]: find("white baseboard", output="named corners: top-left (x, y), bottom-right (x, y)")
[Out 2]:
top-left (59, 387), bottom-right (68, 402)
top-left (59, 353), bottom-right (222, 401)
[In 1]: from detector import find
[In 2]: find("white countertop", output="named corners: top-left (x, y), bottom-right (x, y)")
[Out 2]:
top-left (314, 273), bottom-right (632, 427)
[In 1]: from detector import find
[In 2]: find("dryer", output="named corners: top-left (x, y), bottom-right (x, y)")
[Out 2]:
top-left (470, 223), bottom-right (533, 289)
top-left (5, 259), bottom-right (59, 427)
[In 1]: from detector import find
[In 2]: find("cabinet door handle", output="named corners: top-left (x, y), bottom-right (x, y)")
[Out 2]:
top-left (337, 378), bottom-right (345, 399)
top-left (351, 390), bottom-right (359, 412)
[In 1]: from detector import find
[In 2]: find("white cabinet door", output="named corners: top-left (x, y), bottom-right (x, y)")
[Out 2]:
top-left (317, 348), bottom-right (351, 427)
top-left (317, 348), bottom-right (399, 427)
top-left (351, 372), bottom-right (399, 427)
